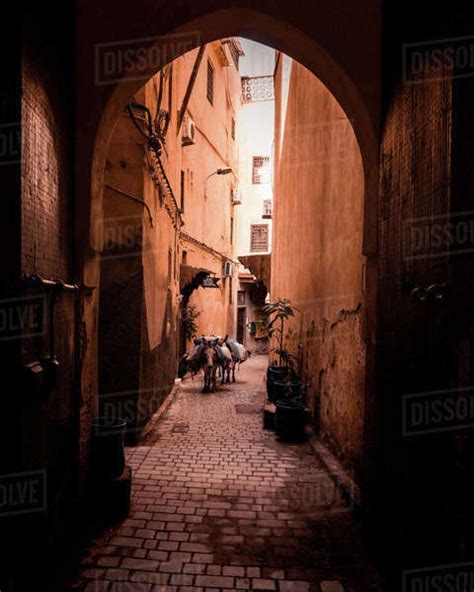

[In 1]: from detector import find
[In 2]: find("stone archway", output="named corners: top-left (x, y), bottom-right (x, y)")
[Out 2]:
top-left (76, 3), bottom-right (380, 501)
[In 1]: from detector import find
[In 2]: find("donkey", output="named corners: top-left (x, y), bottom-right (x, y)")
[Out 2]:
top-left (200, 339), bottom-right (219, 392)
top-left (218, 337), bottom-right (251, 382)
top-left (214, 339), bottom-right (233, 384)
top-left (178, 339), bottom-right (205, 379)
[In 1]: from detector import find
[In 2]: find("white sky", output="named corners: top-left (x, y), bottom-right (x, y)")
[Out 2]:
top-left (238, 38), bottom-right (276, 77)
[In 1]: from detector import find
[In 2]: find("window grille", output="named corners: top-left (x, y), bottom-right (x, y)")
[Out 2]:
top-left (250, 224), bottom-right (269, 252)
top-left (252, 156), bottom-right (271, 184)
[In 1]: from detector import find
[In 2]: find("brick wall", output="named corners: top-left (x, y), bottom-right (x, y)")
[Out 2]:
top-left (20, 4), bottom-right (76, 493)
top-left (1, 5), bottom-right (78, 588)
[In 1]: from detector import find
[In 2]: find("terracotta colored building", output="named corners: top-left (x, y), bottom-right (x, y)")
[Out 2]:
top-left (177, 39), bottom-right (243, 347)
top-left (235, 39), bottom-right (274, 353)
top-left (272, 52), bottom-right (366, 481)
top-left (8, 2), bottom-right (474, 587)
top-left (98, 39), bottom-right (243, 441)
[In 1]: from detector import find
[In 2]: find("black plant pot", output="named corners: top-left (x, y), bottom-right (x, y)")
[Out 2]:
top-left (275, 398), bottom-right (307, 441)
top-left (267, 366), bottom-right (289, 401)
top-left (273, 379), bottom-right (302, 402)
top-left (91, 417), bottom-right (127, 481)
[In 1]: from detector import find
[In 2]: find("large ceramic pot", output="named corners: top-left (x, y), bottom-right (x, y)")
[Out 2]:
top-left (275, 398), bottom-right (307, 441)
top-left (266, 366), bottom-right (289, 401)
top-left (91, 417), bottom-right (127, 481)
top-left (273, 379), bottom-right (303, 403)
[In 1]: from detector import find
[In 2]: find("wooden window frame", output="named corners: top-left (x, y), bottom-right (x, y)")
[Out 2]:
top-left (250, 224), bottom-right (269, 252)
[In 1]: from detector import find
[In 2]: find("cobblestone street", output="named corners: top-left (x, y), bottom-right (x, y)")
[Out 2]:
top-left (77, 355), bottom-right (381, 592)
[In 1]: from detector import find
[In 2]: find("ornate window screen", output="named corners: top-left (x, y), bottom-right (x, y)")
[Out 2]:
top-left (241, 76), bottom-right (275, 103)
top-left (252, 156), bottom-right (271, 184)
top-left (250, 224), bottom-right (269, 252)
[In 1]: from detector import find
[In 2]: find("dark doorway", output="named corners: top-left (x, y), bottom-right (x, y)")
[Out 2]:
top-left (237, 306), bottom-right (246, 344)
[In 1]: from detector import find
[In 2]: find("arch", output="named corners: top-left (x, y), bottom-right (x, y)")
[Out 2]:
top-left (89, 7), bottom-right (378, 260)
top-left (79, 6), bottom-right (380, 495)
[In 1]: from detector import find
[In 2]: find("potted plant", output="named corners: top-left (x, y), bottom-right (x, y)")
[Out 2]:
top-left (182, 304), bottom-right (201, 342)
top-left (263, 299), bottom-right (299, 402)
top-left (263, 299), bottom-right (307, 441)
top-left (273, 370), bottom-right (306, 441)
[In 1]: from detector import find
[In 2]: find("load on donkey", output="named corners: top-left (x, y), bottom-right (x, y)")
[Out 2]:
top-left (178, 335), bottom-right (251, 392)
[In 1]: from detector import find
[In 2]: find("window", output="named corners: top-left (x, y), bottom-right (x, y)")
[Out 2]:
top-left (180, 170), bottom-right (185, 212)
top-left (252, 156), bottom-right (270, 184)
top-left (263, 199), bottom-right (272, 218)
top-left (230, 216), bottom-right (234, 245)
top-left (241, 76), bottom-right (275, 103)
top-left (237, 291), bottom-right (246, 305)
top-left (229, 277), bottom-right (233, 304)
top-left (207, 59), bottom-right (214, 105)
top-left (231, 118), bottom-right (235, 140)
top-left (250, 224), bottom-right (269, 252)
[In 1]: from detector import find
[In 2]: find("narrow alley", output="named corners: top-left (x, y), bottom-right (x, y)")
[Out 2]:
top-left (76, 355), bottom-right (380, 592)
top-left (9, 3), bottom-right (474, 590)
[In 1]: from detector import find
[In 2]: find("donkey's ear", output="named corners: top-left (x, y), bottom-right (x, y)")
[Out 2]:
top-left (224, 334), bottom-right (229, 342)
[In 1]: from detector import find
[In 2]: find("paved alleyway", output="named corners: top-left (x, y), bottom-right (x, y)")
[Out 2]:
top-left (76, 355), bottom-right (381, 592)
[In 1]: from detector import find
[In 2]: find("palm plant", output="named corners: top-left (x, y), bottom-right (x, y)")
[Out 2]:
top-left (263, 298), bottom-right (298, 367)
top-left (182, 305), bottom-right (201, 341)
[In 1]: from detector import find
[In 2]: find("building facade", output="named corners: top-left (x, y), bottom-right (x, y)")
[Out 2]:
top-left (177, 39), bottom-right (243, 348)
top-left (272, 52), bottom-right (367, 480)
top-left (98, 39), bottom-right (243, 441)
top-left (234, 40), bottom-right (275, 353)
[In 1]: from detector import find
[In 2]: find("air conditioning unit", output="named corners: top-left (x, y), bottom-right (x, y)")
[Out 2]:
top-left (223, 261), bottom-right (233, 277)
top-left (182, 115), bottom-right (196, 146)
top-left (231, 189), bottom-right (242, 205)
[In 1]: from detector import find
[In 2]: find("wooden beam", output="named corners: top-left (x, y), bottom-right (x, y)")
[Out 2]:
top-left (177, 45), bottom-right (205, 133)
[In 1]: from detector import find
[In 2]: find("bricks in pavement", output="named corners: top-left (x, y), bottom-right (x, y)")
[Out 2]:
top-left (76, 355), bottom-right (381, 591)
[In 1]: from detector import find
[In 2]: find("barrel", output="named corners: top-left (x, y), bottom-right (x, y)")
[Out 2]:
top-left (266, 366), bottom-right (289, 401)
top-left (91, 417), bottom-right (127, 481)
